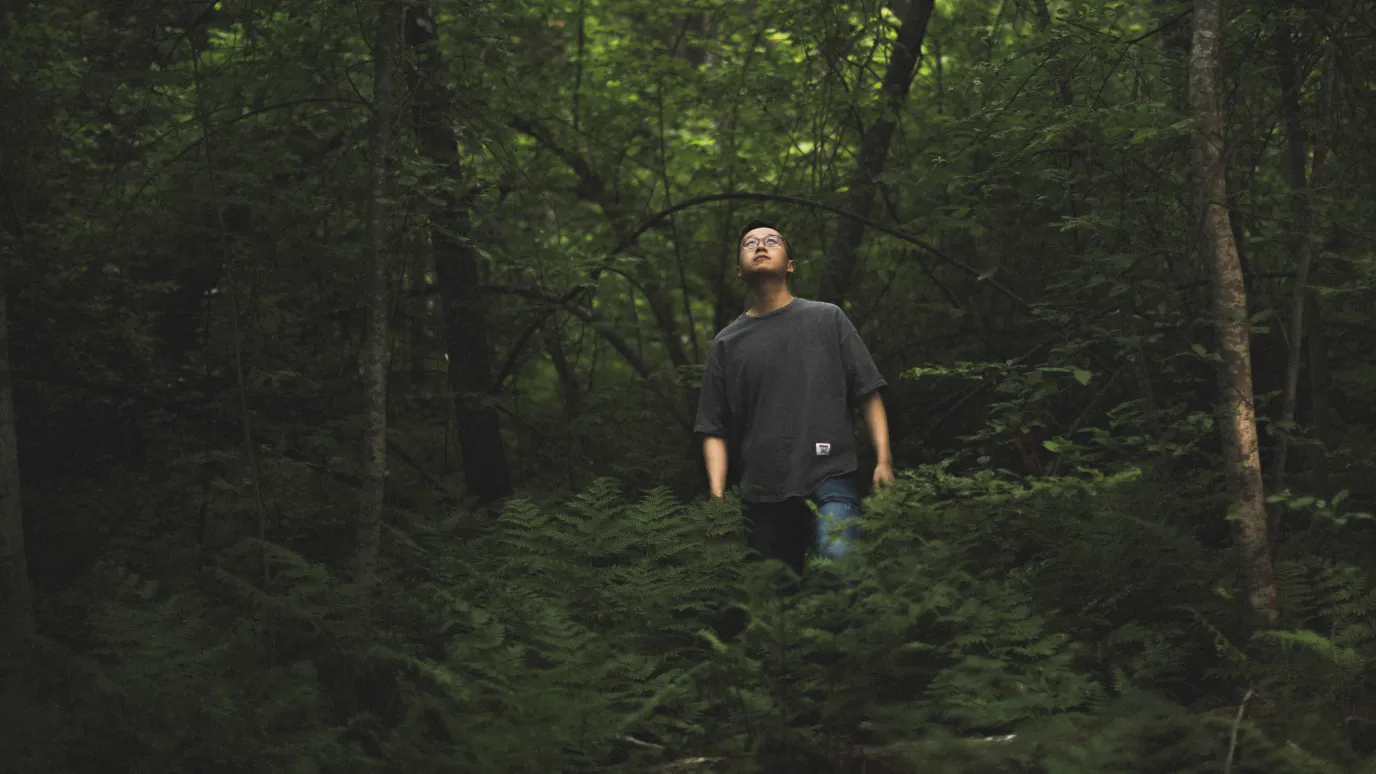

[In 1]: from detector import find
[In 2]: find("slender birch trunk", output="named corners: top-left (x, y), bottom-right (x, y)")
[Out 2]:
top-left (1190, 0), bottom-right (1278, 623)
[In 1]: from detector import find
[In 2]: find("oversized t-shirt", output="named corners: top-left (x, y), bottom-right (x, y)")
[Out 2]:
top-left (694, 298), bottom-right (886, 503)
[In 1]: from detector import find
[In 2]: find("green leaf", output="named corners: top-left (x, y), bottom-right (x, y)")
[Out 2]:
top-left (1073, 368), bottom-right (1092, 386)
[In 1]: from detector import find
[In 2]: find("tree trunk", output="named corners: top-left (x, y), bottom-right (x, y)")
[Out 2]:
top-left (356, 0), bottom-right (404, 593)
top-left (407, 4), bottom-right (513, 506)
top-left (1189, 0), bottom-right (1278, 624)
top-left (819, 0), bottom-right (935, 306)
top-left (0, 279), bottom-right (34, 638)
top-left (1308, 294), bottom-right (1329, 493)
top-left (0, 0), bottom-right (35, 643)
top-left (1272, 19), bottom-right (1329, 496)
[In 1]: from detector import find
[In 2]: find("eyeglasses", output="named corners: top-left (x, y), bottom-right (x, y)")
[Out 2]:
top-left (741, 234), bottom-right (785, 251)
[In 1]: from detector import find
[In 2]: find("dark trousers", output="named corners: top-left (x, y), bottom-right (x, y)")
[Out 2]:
top-left (742, 473), bottom-right (862, 578)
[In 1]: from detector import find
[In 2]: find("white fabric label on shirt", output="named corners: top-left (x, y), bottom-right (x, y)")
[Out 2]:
top-left (815, 442), bottom-right (831, 456)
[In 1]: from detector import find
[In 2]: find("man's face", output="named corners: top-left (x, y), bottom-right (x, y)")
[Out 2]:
top-left (736, 227), bottom-right (792, 279)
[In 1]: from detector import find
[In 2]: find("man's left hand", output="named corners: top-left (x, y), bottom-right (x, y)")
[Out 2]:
top-left (873, 460), bottom-right (894, 487)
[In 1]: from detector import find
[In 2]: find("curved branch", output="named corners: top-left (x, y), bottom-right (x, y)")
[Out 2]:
top-left (617, 192), bottom-right (1031, 308)
top-left (510, 115), bottom-right (690, 366)
top-left (109, 99), bottom-right (369, 246)
top-left (510, 116), bottom-right (613, 206)
top-left (483, 285), bottom-right (654, 378)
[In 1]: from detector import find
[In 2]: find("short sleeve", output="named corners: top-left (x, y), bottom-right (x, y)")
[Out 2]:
top-left (836, 307), bottom-right (886, 403)
top-left (694, 340), bottom-right (731, 438)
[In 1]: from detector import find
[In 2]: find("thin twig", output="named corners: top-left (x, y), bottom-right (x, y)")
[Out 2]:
top-left (1224, 688), bottom-right (1254, 774)
top-left (490, 308), bottom-right (560, 392)
top-left (620, 735), bottom-right (666, 752)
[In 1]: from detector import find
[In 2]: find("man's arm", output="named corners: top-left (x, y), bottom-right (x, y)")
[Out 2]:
top-left (695, 338), bottom-right (731, 499)
top-left (703, 436), bottom-right (729, 498)
top-left (833, 305), bottom-right (891, 486)
top-left (864, 391), bottom-right (894, 486)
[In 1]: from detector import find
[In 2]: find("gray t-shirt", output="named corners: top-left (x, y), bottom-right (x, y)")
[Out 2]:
top-left (694, 298), bottom-right (886, 503)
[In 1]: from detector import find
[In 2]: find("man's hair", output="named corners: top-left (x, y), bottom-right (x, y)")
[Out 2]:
top-left (738, 219), bottom-right (794, 262)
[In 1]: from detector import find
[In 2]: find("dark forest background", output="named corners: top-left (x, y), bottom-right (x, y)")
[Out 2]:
top-left (3, 0), bottom-right (1376, 771)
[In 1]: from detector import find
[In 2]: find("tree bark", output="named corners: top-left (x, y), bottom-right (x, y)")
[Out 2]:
top-left (819, 0), bottom-right (935, 306)
top-left (1189, 0), bottom-right (1278, 624)
top-left (407, 4), bottom-right (512, 505)
top-left (356, 0), bottom-right (404, 593)
top-left (0, 278), bottom-right (34, 638)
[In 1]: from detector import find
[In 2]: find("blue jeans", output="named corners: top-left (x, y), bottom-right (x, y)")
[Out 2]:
top-left (743, 473), bottom-right (862, 577)
top-left (813, 474), bottom-right (863, 561)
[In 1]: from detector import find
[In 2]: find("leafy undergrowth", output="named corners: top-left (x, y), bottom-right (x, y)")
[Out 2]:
top-left (5, 466), bottom-right (1376, 773)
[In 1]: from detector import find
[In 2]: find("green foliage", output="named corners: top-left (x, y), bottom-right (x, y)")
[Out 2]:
top-left (9, 467), bottom-right (1375, 772)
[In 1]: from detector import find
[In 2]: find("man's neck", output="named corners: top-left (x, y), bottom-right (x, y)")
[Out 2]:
top-left (744, 281), bottom-right (795, 318)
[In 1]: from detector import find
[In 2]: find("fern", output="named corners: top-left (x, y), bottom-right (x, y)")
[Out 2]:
top-left (15, 469), bottom-right (1376, 773)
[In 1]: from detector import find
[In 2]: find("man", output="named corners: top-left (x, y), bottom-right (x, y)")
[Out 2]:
top-left (694, 219), bottom-right (893, 578)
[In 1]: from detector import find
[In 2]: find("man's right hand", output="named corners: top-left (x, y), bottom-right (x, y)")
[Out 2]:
top-left (703, 436), bottom-right (729, 502)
